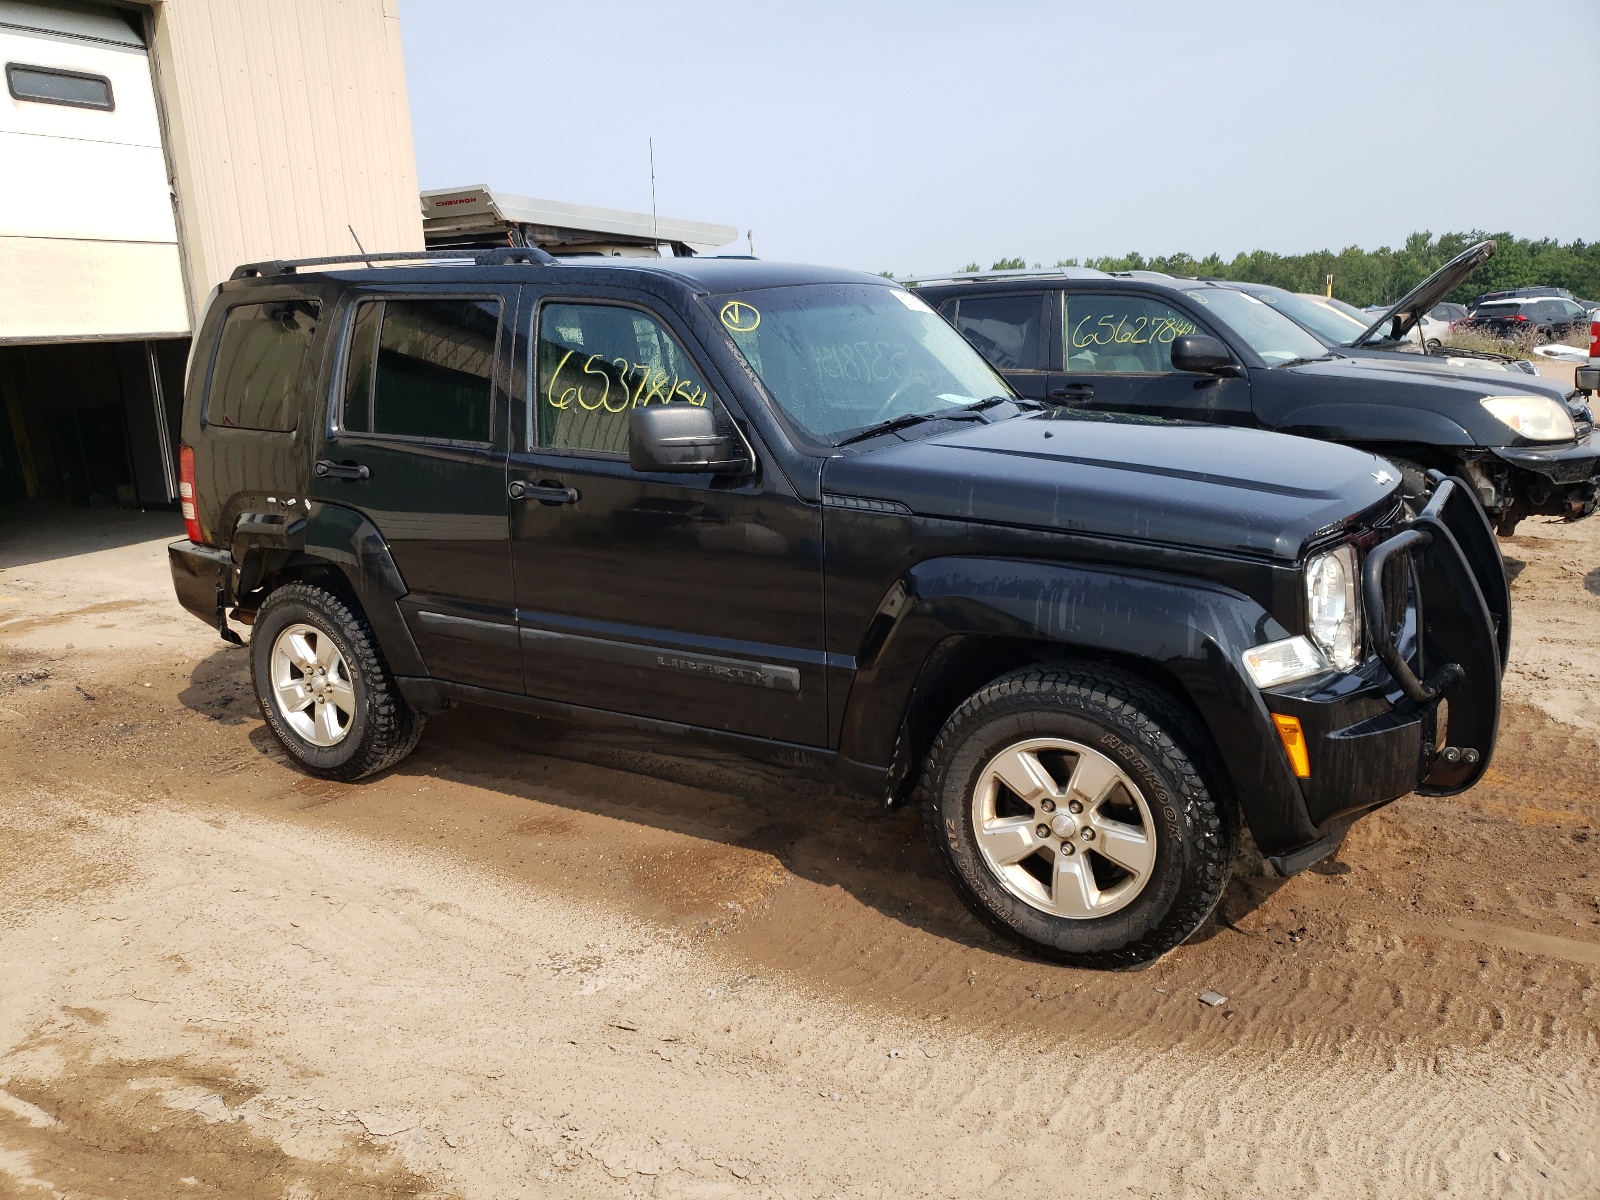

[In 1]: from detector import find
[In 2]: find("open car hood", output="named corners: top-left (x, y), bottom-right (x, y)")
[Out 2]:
top-left (1354, 240), bottom-right (1495, 347)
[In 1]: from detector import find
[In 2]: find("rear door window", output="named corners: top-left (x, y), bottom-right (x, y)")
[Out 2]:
top-left (206, 299), bottom-right (321, 431)
top-left (341, 298), bottom-right (499, 443)
top-left (951, 293), bottom-right (1044, 371)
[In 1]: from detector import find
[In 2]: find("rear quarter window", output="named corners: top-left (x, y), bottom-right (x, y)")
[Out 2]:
top-left (206, 300), bottom-right (321, 431)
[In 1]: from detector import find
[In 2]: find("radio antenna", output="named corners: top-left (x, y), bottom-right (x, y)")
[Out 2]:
top-left (649, 137), bottom-right (659, 255)
top-left (348, 224), bottom-right (373, 267)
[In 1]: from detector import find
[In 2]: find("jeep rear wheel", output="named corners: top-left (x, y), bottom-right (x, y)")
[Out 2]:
top-left (921, 665), bottom-right (1230, 967)
top-left (250, 582), bottom-right (424, 780)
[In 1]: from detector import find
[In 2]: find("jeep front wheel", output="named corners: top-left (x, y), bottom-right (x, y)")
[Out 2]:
top-left (250, 582), bottom-right (424, 780)
top-left (921, 666), bottom-right (1230, 967)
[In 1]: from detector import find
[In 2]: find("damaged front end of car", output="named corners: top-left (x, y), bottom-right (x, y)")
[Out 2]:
top-left (1246, 472), bottom-right (1508, 872)
top-left (1457, 391), bottom-right (1600, 533)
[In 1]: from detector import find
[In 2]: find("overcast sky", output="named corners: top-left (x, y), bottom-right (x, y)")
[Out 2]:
top-left (402, 0), bottom-right (1600, 276)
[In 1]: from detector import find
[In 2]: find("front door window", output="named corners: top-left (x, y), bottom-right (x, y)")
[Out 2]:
top-left (1054, 290), bottom-right (1251, 423)
top-left (535, 302), bottom-right (717, 455)
top-left (1064, 294), bottom-right (1199, 375)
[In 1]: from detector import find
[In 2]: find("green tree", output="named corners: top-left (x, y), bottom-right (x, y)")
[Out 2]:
top-left (988, 233), bottom-right (1600, 306)
top-left (990, 256), bottom-right (1026, 270)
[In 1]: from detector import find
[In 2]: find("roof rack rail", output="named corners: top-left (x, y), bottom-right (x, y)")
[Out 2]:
top-left (230, 245), bottom-right (558, 280)
top-left (899, 266), bottom-right (1109, 288)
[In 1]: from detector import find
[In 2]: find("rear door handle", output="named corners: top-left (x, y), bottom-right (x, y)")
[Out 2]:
top-left (314, 459), bottom-right (370, 481)
top-left (509, 479), bottom-right (580, 505)
top-left (1050, 384), bottom-right (1094, 402)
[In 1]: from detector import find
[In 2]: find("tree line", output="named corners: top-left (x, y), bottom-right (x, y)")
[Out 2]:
top-left (946, 232), bottom-right (1600, 306)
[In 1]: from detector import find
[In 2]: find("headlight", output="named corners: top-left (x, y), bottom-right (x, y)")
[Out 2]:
top-left (1241, 636), bottom-right (1330, 689)
top-left (1304, 544), bottom-right (1362, 671)
top-left (1480, 395), bottom-right (1576, 441)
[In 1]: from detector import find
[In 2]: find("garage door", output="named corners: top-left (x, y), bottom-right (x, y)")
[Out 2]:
top-left (0, 0), bottom-right (188, 343)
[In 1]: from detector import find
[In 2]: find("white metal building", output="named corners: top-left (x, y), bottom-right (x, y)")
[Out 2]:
top-left (1, 0), bottom-right (422, 511)
top-left (0, 0), bottom-right (737, 518)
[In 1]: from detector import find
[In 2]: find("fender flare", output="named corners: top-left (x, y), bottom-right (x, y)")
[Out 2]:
top-left (228, 502), bottom-right (426, 678)
top-left (836, 556), bottom-right (1320, 855)
top-left (1273, 403), bottom-right (1476, 448)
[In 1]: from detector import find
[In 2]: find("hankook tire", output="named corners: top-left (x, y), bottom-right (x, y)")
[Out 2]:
top-left (250, 582), bottom-right (424, 780)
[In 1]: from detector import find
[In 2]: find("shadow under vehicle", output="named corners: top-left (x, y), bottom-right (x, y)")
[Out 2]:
top-left (168, 249), bottom-right (1504, 968)
top-left (911, 245), bottom-right (1597, 534)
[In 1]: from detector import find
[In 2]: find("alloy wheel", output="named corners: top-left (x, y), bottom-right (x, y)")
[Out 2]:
top-left (269, 623), bottom-right (356, 747)
top-left (970, 737), bottom-right (1156, 918)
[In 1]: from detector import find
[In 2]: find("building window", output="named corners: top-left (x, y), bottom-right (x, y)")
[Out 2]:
top-left (342, 299), bottom-right (499, 444)
top-left (6, 63), bottom-right (114, 111)
top-left (206, 301), bottom-right (321, 432)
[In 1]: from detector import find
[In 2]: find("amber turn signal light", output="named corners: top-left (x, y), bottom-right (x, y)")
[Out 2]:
top-left (1272, 713), bottom-right (1311, 778)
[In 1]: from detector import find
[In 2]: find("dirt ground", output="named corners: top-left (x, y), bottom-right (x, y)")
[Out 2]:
top-left (1, 496), bottom-right (1597, 1200)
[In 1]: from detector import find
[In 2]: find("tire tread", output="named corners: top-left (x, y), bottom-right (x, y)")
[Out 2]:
top-left (253, 581), bottom-right (423, 781)
top-left (918, 663), bottom-right (1231, 968)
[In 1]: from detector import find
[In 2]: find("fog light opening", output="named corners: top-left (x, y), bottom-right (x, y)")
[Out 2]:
top-left (1272, 713), bottom-right (1311, 778)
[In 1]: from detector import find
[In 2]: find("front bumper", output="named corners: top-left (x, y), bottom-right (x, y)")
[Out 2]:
top-left (1482, 433), bottom-right (1600, 524)
top-left (1255, 477), bottom-right (1504, 866)
top-left (1490, 434), bottom-right (1600, 487)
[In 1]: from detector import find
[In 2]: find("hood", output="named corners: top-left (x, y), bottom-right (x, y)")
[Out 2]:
top-left (1309, 350), bottom-right (1569, 397)
top-left (1354, 240), bottom-right (1495, 347)
top-left (1287, 352), bottom-right (1570, 401)
top-left (821, 413), bottom-right (1399, 561)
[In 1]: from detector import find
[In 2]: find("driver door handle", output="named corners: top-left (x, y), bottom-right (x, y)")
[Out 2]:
top-left (1050, 383), bottom-right (1094, 402)
top-left (509, 479), bottom-right (580, 505)
top-left (314, 459), bottom-right (369, 481)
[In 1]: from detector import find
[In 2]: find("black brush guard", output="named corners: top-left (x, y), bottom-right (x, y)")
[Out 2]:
top-left (1362, 475), bottom-right (1508, 796)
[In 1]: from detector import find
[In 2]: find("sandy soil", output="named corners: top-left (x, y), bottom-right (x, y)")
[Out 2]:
top-left (0, 505), bottom-right (1597, 1200)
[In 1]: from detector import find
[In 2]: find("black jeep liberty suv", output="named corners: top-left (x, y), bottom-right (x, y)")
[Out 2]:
top-left (169, 248), bottom-right (1508, 967)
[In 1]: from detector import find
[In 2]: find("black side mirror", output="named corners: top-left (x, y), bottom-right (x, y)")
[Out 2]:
top-left (628, 405), bottom-right (753, 475)
top-left (1170, 334), bottom-right (1236, 374)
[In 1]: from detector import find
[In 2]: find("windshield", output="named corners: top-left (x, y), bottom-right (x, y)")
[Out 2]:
top-left (708, 284), bottom-right (1009, 443)
top-left (1247, 289), bottom-right (1368, 346)
top-left (1474, 302), bottom-right (1521, 317)
top-left (1183, 288), bottom-right (1329, 364)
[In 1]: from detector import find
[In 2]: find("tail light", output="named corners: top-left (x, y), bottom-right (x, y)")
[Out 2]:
top-left (179, 445), bottom-right (202, 543)
top-left (1589, 319), bottom-right (1597, 358)
top-left (1510, 314), bottom-right (1527, 322)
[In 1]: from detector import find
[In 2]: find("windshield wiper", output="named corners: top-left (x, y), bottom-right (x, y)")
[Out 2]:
top-left (1274, 353), bottom-right (1338, 369)
top-left (965, 394), bottom-right (1043, 413)
top-left (833, 396), bottom-right (1037, 448)
top-left (833, 407), bottom-right (992, 447)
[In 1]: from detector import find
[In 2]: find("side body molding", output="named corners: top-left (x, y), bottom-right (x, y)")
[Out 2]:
top-left (835, 556), bottom-right (1321, 855)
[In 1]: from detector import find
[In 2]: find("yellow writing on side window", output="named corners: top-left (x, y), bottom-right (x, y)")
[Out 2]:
top-left (545, 350), bottom-right (710, 413)
top-left (1071, 313), bottom-right (1196, 350)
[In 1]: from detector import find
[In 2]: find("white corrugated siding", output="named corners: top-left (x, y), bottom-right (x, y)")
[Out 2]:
top-left (0, 17), bottom-right (187, 340)
top-left (149, 0), bottom-right (423, 317)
